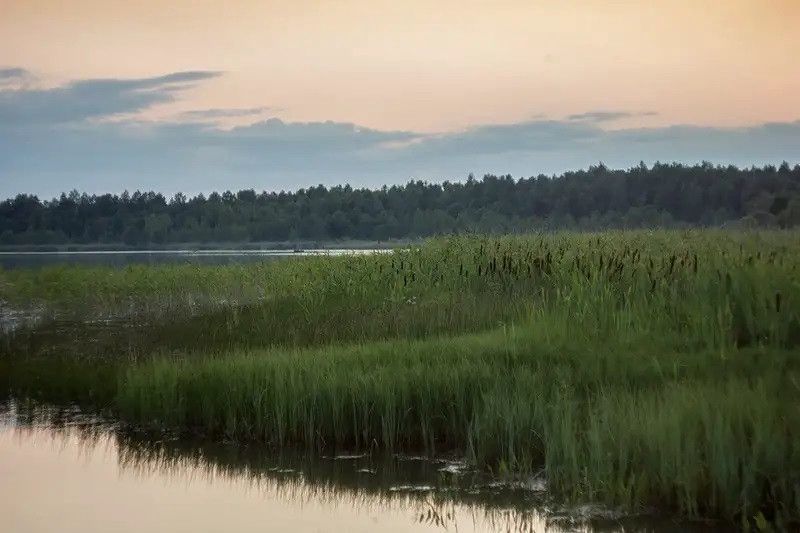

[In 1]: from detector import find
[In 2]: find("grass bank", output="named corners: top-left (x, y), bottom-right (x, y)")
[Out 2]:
top-left (117, 314), bottom-right (799, 524)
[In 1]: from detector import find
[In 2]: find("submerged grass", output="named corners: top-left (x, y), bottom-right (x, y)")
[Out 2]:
top-left (2, 230), bottom-right (800, 525)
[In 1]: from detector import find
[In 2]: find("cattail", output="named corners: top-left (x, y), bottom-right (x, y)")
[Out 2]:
top-left (775, 292), bottom-right (782, 313)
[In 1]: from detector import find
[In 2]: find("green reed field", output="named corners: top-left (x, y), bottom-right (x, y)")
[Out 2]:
top-left (2, 230), bottom-right (799, 527)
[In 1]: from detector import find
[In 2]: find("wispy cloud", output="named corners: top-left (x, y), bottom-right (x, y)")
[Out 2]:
top-left (0, 67), bottom-right (28, 79)
top-left (0, 67), bottom-right (33, 90)
top-left (0, 69), bottom-right (221, 125)
top-left (568, 110), bottom-right (658, 123)
top-left (177, 106), bottom-right (274, 121)
top-left (411, 120), bottom-right (599, 156)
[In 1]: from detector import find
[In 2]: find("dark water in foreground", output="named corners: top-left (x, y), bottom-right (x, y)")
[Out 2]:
top-left (0, 402), bottom-right (721, 533)
top-left (0, 249), bottom-right (387, 269)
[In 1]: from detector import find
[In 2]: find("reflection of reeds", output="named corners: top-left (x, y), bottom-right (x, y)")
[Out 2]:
top-left (1, 404), bottom-right (584, 533)
top-left (2, 230), bottom-right (800, 527)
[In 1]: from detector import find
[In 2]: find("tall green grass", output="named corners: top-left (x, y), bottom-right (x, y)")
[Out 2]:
top-left (2, 230), bottom-right (800, 525)
top-left (116, 321), bottom-right (799, 523)
top-left (3, 231), bottom-right (799, 353)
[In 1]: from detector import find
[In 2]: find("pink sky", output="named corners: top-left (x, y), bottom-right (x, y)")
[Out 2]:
top-left (3, 0), bottom-right (799, 132)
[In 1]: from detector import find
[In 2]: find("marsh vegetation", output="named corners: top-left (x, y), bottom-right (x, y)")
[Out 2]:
top-left (2, 230), bottom-right (799, 528)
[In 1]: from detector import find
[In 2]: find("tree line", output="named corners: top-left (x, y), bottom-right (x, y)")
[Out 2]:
top-left (2, 162), bottom-right (799, 246)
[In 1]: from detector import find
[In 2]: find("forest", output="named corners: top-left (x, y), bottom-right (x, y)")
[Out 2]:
top-left (2, 161), bottom-right (799, 246)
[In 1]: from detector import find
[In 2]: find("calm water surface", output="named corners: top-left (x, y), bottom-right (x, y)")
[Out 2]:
top-left (0, 402), bottom-right (719, 533)
top-left (0, 249), bottom-right (388, 269)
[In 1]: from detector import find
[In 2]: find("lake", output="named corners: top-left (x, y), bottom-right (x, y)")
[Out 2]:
top-left (0, 249), bottom-right (389, 269)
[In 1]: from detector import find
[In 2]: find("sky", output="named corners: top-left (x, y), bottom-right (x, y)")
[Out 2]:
top-left (1, 0), bottom-right (799, 199)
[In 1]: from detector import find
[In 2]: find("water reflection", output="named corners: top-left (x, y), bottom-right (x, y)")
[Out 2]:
top-left (0, 401), bottom-right (723, 533)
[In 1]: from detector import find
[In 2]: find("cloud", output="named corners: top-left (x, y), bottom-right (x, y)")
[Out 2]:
top-left (0, 69), bottom-right (220, 125)
top-left (0, 67), bottom-right (28, 79)
top-left (0, 67), bottom-right (33, 90)
top-left (177, 106), bottom-right (273, 121)
top-left (227, 118), bottom-right (416, 151)
top-left (0, 69), bottom-right (797, 198)
top-left (2, 116), bottom-right (797, 199)
top-left (568, 110), bottom-right (658, 123)
top-left (408, 120), bottom-right (599, 156)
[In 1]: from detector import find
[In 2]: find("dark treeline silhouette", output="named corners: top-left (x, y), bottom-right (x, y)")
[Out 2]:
top-left (2, 162), bottom-right (799, 246)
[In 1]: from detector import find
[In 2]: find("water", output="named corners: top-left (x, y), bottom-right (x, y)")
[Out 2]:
top-left (0, 248), bottom-right (389, 269)
top-left (0, 402), bottom-right (721, 533)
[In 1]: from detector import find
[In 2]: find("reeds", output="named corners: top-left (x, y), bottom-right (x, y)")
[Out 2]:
top-left (2, 229), bottom-right (800, 525)
top-left (116, 327), bottom-right (799, 524)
